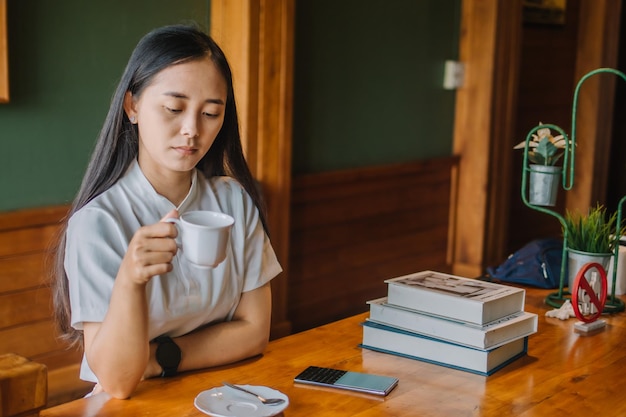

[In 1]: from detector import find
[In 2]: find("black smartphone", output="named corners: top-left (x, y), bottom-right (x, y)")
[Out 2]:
top-left (294, 365), bottom-right (398, 396)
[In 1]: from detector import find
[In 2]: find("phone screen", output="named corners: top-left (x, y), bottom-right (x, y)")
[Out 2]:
top-left (294, 366), bottom-right (398, 396)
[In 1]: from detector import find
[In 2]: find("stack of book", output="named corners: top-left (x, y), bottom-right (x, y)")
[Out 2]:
top-left (360, 270), bottom-right (538, 376)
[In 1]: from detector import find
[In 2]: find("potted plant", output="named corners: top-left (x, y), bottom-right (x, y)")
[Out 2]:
top-left (514, 123), bottom-right (568, 206)
top-left (563, 203), bottom-right (626, 289)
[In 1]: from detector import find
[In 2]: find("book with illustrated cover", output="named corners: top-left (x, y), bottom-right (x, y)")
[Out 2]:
top-left (367, 297), bottom-right (537, 350)
top-left (360, 320), bottom-right (528, 376)
top-left (385, 270), bottom-right (526, 325)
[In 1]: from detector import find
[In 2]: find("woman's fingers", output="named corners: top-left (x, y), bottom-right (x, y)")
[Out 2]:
top-left (122, 221), bottom-right (180, 284)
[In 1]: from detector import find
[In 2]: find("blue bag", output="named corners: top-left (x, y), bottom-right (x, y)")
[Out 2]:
top-left (485, 238), bottom-right (565, 289)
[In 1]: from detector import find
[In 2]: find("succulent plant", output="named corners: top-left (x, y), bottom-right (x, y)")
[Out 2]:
top-left (514, 123), bottom-right (569, 166)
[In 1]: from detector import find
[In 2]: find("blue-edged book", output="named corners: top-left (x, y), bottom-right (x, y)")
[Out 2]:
top-left (367, 297), bottom-right (537, 350)
top-left (360, 320), bottom-right (528, 376)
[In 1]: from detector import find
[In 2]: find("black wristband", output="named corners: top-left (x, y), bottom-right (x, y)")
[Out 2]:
top-left (154, 336), bottom-right (181, 377)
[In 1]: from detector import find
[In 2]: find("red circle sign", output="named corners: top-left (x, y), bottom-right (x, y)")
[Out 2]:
top-left (571, 262), bottom-right (608, 323)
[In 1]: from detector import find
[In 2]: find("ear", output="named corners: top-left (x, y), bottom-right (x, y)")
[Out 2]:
top-left (123, 91), bottom-right (137, 122)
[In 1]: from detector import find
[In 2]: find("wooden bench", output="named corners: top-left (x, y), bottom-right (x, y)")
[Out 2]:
top-left (0, 206), bottom-right (93, 408)
top-left (0, 353), bottom-right (47, 417)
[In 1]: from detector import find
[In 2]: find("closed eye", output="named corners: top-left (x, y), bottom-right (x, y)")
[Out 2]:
top-left (165, 106), bottom-right (182, 114)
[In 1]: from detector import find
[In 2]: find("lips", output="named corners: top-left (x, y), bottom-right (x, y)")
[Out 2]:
top-left (173, 146), bottom-right (197, 156)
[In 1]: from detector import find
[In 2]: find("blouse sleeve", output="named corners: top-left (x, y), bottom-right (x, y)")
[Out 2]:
top-left (218, 178), bottom-right (282, 292)
top-left (64, 207), bottom-right (130, 330)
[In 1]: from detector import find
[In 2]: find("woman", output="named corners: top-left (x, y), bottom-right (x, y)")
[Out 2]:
top-left (52, 24), bottom-right (282, 399)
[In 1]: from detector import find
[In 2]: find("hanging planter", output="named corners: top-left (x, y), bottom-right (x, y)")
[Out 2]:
top-left (515, 122), bottom-right (569, 207)
top-left (528, 164), bottom-right (562, 206)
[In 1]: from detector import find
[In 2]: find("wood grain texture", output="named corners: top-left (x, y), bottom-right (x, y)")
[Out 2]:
top-left (567, 0), bottom-right (622, 211)
top-left (484, 0), bottom-right (522, 267)
top-left (0, 206), bottom-right (92, 407)
top-left (505, 1), bottom-right (581, 253)
top-left (40, 287), bottom-right (626, 417)
top-left (0, 354), bottom-right (47, 417)
top-left (289, 158), bottom-right (457, 332)
top-left (0, 0), bottom-right (7, 103)
top-left (450, 0), bottom-right (498, 278)
top-left (211, 0), bottom-right (294, 339)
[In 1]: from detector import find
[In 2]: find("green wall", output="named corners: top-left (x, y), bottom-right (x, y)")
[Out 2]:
top-left (0, 0), bottom-right (461, 210)
top-left (0, 0), bottom-right (209, 211)
top-left (293, 0), bottom-right (461, 174)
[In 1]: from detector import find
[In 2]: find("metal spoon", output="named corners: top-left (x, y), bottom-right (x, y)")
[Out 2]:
top-left (222, 382), bottom-right (286, 406)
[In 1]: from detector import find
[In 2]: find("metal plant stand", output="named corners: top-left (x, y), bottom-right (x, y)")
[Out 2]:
top-left (519, 67), bottom-right (626, 312)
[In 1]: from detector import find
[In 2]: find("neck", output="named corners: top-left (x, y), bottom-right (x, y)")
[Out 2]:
top-left (141, 165), bottom-right (193, 207)
top-left (154, 174), bottom-right (192, 207)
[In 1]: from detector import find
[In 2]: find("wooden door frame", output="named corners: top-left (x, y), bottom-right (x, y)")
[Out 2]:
top-left (0, 0), bottom-right (8, 102)
top-left (450, 0), bottom-right (622, 277)
top-left (210, 0), bottom-right (294, 338)
top-left (449, 0), bottom-right (523, 277)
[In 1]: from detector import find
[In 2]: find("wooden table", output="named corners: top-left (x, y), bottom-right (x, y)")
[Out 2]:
top-left (41, 288), bottom-right (626, 417)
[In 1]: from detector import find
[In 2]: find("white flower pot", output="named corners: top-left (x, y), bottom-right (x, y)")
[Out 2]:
top-left (567, 249), bottom-right (612, 290)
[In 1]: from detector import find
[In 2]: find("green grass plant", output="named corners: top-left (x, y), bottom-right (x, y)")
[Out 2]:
top-left (563, 203), bottom-right (625, 254)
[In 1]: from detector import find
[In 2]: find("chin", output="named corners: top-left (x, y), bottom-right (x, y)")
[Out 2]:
top-left (171, 156), bottom-right (203, 171)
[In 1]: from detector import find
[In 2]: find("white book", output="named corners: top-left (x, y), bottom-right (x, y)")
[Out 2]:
top-left (367, 297), bottom-right (537, 350)
top-left (385, 270), bottom-right (526, 325)
top-left (360, 321), bottom-right (528, 376)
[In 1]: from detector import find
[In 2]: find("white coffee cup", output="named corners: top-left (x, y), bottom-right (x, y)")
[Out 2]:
top-left (165, 210), bottom-right (234, 268)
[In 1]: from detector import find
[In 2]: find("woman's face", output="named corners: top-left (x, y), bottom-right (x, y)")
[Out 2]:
top-left (124, 56), bottom-right (227, 180)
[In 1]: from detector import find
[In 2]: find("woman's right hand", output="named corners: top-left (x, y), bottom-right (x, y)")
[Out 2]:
top-left (118, 209), bottom-right (179, 285)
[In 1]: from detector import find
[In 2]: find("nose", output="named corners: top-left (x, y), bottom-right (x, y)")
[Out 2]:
top-left (181, 114), bottom-right (200, 139)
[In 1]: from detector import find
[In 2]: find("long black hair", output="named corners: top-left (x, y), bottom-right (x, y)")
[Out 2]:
top-left (52, 24), bottom-right (267, 346)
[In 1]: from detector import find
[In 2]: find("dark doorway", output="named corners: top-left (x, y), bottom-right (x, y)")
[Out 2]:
top-left (607, 5), bottom-right (626, 216)
top-left (506, 0), bottom-right (581, 254)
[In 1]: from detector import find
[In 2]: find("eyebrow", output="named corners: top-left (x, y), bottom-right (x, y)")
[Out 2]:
top-left (163, 91), bottom-right (225, 105)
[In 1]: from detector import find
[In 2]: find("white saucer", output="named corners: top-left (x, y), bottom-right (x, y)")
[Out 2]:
top-left (194, 385), bottom-right (289, 417)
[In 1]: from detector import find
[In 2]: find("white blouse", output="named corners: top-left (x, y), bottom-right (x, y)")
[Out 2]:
top-left (65, 160), bottom-right (282, 382)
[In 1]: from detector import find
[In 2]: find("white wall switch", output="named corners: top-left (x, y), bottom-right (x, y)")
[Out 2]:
top-left (443, 60), bottom-right (465, 90)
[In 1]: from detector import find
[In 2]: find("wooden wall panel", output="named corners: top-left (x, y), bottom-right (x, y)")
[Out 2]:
top-left (0, 287), bottom-right (51, 328)
top-left (288, 157), bottom-right (458, 333)
top-left (0, 225), bottom-right (59, 257)
top-left (0, 321), bottom-right (65, 359)
top-left (0, 205), bottom-right (92, 406)
top-left (0, 254), bottom-right (46, 293)
top-left (32, 349), bottom-right (83, 373)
